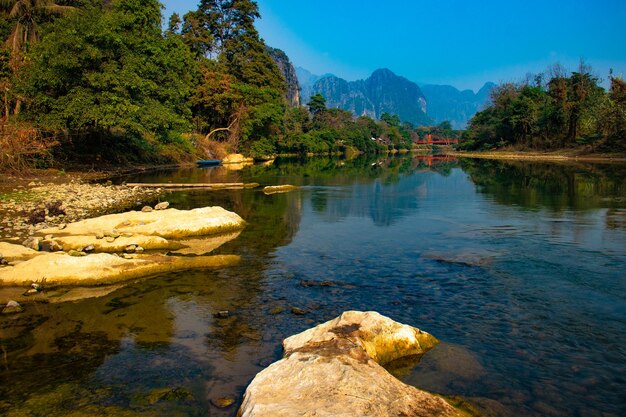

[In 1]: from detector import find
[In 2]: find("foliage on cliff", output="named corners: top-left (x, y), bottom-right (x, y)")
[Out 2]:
top-left (459, 63), bottom-right (626, 151)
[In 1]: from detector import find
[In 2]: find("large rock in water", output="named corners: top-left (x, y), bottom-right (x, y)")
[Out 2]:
top-left (0, 252), bottom-right (240, 286)
top-left (38, 206), bottom-right (245, 239)
top-left (238, 311), bottom-right (466, 417)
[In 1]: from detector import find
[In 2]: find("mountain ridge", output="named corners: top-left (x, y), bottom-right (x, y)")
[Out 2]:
top-left (301, 68), bottom-right (432, 126)
top-left (299, 68), bottom-right (495, 128)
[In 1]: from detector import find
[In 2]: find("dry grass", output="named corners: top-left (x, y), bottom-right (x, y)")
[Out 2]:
top-left (186, 133), bottom-right (231, 160)
top-left (0, 122), bottom-right (59, 172)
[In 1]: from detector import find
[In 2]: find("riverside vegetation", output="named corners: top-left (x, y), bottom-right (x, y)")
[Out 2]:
top-left (458, 63), bottom-right (626, 152)
top-left (0, 0), bottom-right (449, 171)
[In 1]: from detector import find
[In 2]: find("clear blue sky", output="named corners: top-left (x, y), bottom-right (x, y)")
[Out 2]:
top-left (161, 0), bottom-right (626, 91)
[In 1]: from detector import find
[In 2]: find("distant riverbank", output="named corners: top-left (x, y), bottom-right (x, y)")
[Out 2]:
top-left (445, 149), bottom-right (626, 163)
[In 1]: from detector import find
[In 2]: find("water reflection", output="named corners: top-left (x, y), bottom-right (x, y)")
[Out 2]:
top-left (1, 155), bottom-right (625, 417)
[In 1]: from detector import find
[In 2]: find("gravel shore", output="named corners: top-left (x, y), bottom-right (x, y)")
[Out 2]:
top-left (0, 180), bottom-right (165, 240)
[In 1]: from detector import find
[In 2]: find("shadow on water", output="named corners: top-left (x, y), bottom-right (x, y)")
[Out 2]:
top-left (1, 154), bottom-right (625, 417)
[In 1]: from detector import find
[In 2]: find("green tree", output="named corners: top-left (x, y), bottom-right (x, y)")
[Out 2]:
top-left (167, 12), bottom-right (181, 35)
top-left (20, 0), bottom-right (196, 143)
top-left (181, 10), bottom-right (213, 59)
top-left (380, 112), bottom-right (400, 127)
top-left (307, 93), bottom-right (326, 115)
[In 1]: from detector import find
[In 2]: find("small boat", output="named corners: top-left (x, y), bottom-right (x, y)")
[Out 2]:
top-left (196, 159), bottom-right (222, 166)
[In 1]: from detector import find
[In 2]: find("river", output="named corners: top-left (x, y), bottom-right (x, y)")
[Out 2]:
top-left (1, 155), bottom-right (625, 416)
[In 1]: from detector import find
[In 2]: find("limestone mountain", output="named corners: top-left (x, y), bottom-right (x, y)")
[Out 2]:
top-left (267, 47), bottom-right (300, 107)
top-left (420, 82), bottom-right (495, 129)
top-left (303, 68), bottom-right (432, 126)
top-left (296, 67), bottom-right (335, 107)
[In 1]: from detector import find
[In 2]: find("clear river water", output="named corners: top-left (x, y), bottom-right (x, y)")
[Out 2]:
top-left (1, 155), bottom-right (625, 417)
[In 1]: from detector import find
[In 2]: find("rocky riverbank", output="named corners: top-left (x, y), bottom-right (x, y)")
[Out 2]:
top-left (0, 180), bottom-right (165, 240)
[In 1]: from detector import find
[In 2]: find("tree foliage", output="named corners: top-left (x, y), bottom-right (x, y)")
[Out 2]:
top-left (460, 63), bottom-right (624, 151)
top-left (18, 0), bottom-right (196, 143)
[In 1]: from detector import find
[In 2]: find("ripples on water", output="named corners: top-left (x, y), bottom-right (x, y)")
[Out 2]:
top-left (0, 156), bottom-right (625, 417)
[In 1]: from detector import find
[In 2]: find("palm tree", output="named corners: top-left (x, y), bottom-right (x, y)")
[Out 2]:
top-left (0, 0), bottom-right (74, 57)
top-left (0, 0), bottom-right (74, 114)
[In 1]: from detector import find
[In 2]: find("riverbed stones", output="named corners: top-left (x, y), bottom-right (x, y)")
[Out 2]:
top-left (238, 311), bottom-right (464, 417)
top-left (0, 181), bottom-right (164, 240)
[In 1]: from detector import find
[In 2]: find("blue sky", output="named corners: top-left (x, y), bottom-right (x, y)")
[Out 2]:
top-left (161, 0), bottom-right (626, 91)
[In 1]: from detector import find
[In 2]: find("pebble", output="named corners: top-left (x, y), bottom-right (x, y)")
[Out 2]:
top-left (141, 206), bottom-right (153, 212)
top-left (105, 237), bottom-right (116, 243)
top-left (155, 201), bottom-right (170, 210)
top-left (83, 244), bottom-right (95, 253)
top-left (2, 300), bottom-right (24, 314)
top-left (125, 244), bottom-right (137, 253)
top-left (291, 307), bottom-right (307, 316)
top-left (96, 233), bottom-right (104, 239)
top-left (214, 310), bottom-right (230, 319)
top-left (44, 240), bottom-right (63, 252)
top-left (22, 237), bottom-right (41, 251)
top-left (135, 246), bottom-right (145, 253)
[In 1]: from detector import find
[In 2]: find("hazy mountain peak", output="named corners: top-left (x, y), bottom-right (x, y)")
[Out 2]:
top-left (302, 68), bottom-right (431, 126)
top-left (297, 66), bottom-right (494, 128)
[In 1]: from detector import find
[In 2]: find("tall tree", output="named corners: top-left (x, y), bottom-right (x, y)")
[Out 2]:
top-left (307, 93), bottom-right (326, 115)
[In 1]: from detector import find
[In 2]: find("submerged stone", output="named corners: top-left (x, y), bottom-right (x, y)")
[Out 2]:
top-left (263, 185), bottom-right (299, 195)
top-left (211, 396), bottom-right (235, 408)
top-left (146, 387), bottom-right (193, 404)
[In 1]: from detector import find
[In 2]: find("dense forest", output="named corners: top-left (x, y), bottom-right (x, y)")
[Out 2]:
top-left (0, 0), bottom-right (454, 170)
top-left (459, 63), bottom-right (626, 151)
